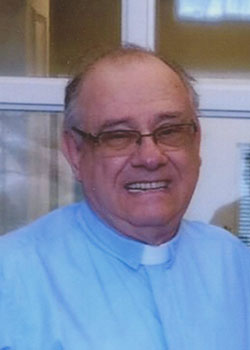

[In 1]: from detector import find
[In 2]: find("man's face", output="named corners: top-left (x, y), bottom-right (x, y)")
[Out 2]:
top-left (64, 58), bottom-right (201, 244)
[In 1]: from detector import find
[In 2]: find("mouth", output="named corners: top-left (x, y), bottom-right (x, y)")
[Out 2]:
top-left (125, 180), bottom-right (170, 193)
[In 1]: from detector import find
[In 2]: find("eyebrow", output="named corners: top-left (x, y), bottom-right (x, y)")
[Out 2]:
top-left (154, 112), bottom-right (182, 123)
top-left (97, 118), bottom-right (135, 132)
top-left (96, 112), bottom-right (184, 133)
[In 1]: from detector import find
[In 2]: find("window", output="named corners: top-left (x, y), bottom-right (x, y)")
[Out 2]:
top-left (177, 0), bottom-right (250, 21)
top-left (238, 145), bottom-right (250, 246)
top-left (186, 116), bottom-right (250, 245)
top-left (0, 0), bottom-right (250, 244)
top-left (157, 0), bottom-right (250, 76)
top-left (0, 0), bottom-right (121, 77)
top-left (0, 0), bottom-right (122, 234)
top-left (0, 110), bottom-right (77, 234)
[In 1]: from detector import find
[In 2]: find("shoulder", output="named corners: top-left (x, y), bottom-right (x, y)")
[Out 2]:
top-left (1, 201), bottom-right (80, 240)
top-left (0, 201), bottom-right (95, 299)
top-left (182, 219), bottom-right (238, 241)
top-left (0, 202), bottom-right (84, 266)
top-left (180, 219), bottom-right (250, 261)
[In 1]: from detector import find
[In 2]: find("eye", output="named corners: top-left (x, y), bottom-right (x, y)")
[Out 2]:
top-left (156, 125), bottom-right (189, 147)
top-left (157, 125), bottom-right (182, 136)
top-left (99, 131), bottom-right (137, 149)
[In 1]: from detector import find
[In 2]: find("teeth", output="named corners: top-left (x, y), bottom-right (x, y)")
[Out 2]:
top-left (126, 181), bottom-right (168, 192)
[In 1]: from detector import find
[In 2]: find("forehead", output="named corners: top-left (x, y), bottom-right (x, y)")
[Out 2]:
top-left (77, 58), bottom-right (193, 129)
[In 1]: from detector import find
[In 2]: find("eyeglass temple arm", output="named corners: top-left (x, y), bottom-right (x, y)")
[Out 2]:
top-left (72, 127), bottom-right (97, 142)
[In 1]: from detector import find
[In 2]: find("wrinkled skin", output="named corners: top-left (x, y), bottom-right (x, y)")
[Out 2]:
top-left (63, 57), bottom-right (201, 245)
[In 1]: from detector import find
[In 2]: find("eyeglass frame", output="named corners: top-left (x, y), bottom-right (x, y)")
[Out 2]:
top-left (71, 120), bottom-right (198, 151)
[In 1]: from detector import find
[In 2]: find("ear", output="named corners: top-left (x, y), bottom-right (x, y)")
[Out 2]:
top-left (196, 122), bottom-right (202, 167)
top-left (198, 155), bottom-right (202, 167)
top-left (61, 131), bottom-right (82, 181)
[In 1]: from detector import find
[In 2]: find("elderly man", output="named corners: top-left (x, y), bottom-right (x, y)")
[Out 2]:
top-left (0, 47), bottom-right (249, 350)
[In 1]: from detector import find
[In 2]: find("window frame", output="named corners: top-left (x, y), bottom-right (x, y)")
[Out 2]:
top-left (0, 77), bottom-right (250, 118)
top-left (1, 0), bottom-right (250, 237)
top-left (0, 0), bottom-right (249, 118)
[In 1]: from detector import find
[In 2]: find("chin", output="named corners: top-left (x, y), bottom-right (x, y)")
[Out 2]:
top-left (126, 199), bottom-right (187, 228)
top-left (127, 211), bottom-right (175, 228)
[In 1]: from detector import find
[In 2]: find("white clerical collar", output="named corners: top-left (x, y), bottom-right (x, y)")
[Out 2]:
top-left (78, 201), bottom-right (181, 269)
top-left (141, 240), bottom-right (172, 265)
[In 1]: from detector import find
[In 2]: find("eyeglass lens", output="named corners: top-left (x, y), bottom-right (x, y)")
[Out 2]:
top-left (98, 124), bottom-right (196, 155)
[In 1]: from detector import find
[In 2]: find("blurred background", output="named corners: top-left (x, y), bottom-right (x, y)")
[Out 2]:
top-left (0, 0), bottom-right (249, 246)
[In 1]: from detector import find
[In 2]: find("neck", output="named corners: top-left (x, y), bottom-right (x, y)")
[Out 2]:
top-left (97, 210), bottom-right (180, 246)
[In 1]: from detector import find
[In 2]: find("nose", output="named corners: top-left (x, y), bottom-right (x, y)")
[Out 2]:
top-left (130, 136), bottom-right (168, 170)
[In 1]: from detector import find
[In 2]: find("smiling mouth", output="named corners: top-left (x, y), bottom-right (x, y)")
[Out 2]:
top-left (125, 181), bottom-right (169, 192)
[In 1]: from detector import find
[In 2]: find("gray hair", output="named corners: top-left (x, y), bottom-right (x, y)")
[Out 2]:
top-left (64, 45), bottom-right (199, 131)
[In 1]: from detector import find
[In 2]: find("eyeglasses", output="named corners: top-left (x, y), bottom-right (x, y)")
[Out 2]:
top-left (72, 121), bottom-right (198, 156)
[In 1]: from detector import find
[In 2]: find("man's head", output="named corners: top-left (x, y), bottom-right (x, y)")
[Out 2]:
top-left (63, 47), bottom-right (201, 245)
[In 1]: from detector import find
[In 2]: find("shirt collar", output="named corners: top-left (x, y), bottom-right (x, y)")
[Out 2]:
top-left (76, 201), bottom-right (182, 270)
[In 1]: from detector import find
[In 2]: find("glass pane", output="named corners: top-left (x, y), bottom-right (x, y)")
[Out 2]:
top-left (0, 111), bottom-right (78, 235)
top-left (185, 116), bottom-right (250, 246)
top-left (0, 0), bottom-right (121, 77)
top-left (238, 144), bottom-right (250, 246)
top-left (157, 0), bottom-right (250, 77)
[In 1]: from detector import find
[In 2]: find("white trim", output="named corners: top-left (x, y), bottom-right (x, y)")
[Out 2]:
top-left (196, 78), bottom-right (250, 113)
top-left (121, 0), bottom-right (156, 50)
top-left (199, 110), bottom-right (250, 119)
top-left (0, 77), bottom-right (68, 112)
top-left (0, 77), bottom-right (250, 117)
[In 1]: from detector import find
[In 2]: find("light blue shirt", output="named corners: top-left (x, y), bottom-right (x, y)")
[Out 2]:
top-left (0, 201), bottom-right (249, 350)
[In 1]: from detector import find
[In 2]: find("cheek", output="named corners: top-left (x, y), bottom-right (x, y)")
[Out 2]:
top-left (185, 155), bottom-right (201, 187)
top-left (79, 153), bottom-right (128, 193)
top-left (172, 148), bottom-right (200, 181)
